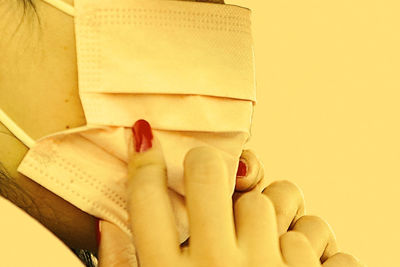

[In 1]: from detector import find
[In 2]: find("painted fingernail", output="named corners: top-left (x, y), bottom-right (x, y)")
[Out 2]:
top-left (236, 159), bottom-right (247, 178)
top-left (132, 119), bottom-right (153, 153)
top-left (96, 220), bottom-right (101, 247)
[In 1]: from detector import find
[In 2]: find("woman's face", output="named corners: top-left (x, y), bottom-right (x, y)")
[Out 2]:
top-left (0, 0), bottom-right (98, 253)
top-left (1, 0), bottom-right (234, 255)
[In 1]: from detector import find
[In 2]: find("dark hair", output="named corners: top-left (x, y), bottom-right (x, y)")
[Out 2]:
top-left (0, 163), bottom-right (98, 267)
top-left (8, 0), bottom-right (41, 39)
top-left (20, 0), bottom-right (38, 14)
top-left (0, 162), bottom-right (40, 215)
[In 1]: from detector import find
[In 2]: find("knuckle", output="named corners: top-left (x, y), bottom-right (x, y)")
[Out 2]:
top-left (293, 215), bottom-right (337, 245)
top-left (296, 215), bottom-right (329, 228)
top-left (234, 191), bottom-right (256, 209)
top-left (271, 180), bottom-right (302, 194)
top-left (184, 146), bottom-right (223, 169)
top-left (184, 146), bottom-right (226, 185)
top-left (127, 165), bottom-right (167, 201)
top-left (263, 180), bottom-right (305, 205)
top-left (234, 191), bottom-right (274, 212)
top-left (295, 215), bottom-right (335, 235)
top-left (128, 152), bottom-right (166, 180)
top-left (128, 181), bottom-right (161, 206)
top-left (185, 146), bottom-right (221, 164)
top-left (259, 193), bottom-right (275, 210)
top-left (281, 230), bottom-right (309, 245)
top-left (129, 162), bottom-right (166, 184)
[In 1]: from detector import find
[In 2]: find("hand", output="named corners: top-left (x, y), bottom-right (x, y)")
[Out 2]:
top-left (122, 120), bottom-right (364, 266)
top-left (97, 120), bottom-right (364, 266)
top-left (232, 149), bottom-right (365, 267)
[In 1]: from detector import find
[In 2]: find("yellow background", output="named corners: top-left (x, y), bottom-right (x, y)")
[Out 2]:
top-left (234, 0), bottom-right (400, 266)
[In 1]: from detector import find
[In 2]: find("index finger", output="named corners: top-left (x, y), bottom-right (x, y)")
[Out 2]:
top-left (127, 120), bottom-right (181, 265)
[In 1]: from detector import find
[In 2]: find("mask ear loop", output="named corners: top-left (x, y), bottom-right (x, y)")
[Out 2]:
top-left (40, 0), bottom-right (75, 17)
top-left (0, 108), bottom-right (35, 148)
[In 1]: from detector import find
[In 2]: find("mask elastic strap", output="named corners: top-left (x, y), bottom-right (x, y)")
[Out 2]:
top-left (41, 0), bottom-right (75, 17)
top-left (0, 108), bottom-right (36, 148)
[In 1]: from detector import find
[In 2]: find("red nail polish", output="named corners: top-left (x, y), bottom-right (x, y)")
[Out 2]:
top-left (132, 119), bottom-right (153, 152)
top-left (96, 220), bottom-right (101, 246)
top-left (236, 160), bottom-right (247, 177)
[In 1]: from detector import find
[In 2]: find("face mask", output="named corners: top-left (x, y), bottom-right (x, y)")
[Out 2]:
top-left (0, 0), bottom-right (256, 245)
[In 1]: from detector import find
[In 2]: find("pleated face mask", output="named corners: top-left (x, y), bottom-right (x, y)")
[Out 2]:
top-left (0, 0), bottom-right (256, 244)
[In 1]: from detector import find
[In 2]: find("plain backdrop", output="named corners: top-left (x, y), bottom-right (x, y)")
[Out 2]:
top-left (234, 0), bottom-right (400, 266)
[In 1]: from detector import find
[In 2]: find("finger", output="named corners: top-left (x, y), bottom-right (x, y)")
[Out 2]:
top-left (98, 220), bottom-right (138, 267)
top-left (262, 180), bottom-right (306, 236)
top-left (183, 146), bottom-right (237, 256)
top-left (232, 149), bottom-right (267, 211)
top-left (127, 120), bottom-right (180, 265)
top-left (280, 231), bottom-right (320, 266)
top-left (322, 252), bottom-right (365, 267)
top-left (291, 215), bottom-right (339, 263)
top-left (234, 191), bottom-right (281, 264)
top-left (235, 149), bottom-right (265, 192)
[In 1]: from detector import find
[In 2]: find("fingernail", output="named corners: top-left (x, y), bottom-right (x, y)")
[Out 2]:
top-left (236, 159), bottom-right (247, 178)
top-left (132, 119), bottom-right (153, 153)
top-left (96, 220), bottom-right (101, 246)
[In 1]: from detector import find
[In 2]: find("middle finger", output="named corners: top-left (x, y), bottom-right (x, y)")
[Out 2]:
top-left (183, 147), bottom-right (238, 257)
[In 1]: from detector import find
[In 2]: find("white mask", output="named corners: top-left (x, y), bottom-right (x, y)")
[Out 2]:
top-left (0, 0), bottom-right (256, 248)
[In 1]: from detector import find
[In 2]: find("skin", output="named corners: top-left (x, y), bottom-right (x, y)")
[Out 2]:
top-left (0, 0), bottom-right (225, 255)
top-left (0, 0), bottom-right (98, 253)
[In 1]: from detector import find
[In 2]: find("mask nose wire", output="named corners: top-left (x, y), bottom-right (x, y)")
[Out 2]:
top-left (0, 108), bottom-right (36, 148)
top-left (40, 0), bottom-right (75, 17)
